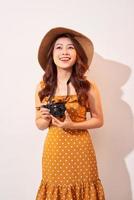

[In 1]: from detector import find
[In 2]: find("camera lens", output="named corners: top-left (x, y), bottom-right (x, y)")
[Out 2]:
top-left (50, 103), bottom-right (66, 117)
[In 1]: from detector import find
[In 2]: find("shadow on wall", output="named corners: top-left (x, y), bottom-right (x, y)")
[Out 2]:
top-left (87, 53), bottom-right (134, 200)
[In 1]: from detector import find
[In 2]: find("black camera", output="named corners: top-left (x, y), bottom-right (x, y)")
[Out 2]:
top-left (41, 102), bottom-right (66, 117)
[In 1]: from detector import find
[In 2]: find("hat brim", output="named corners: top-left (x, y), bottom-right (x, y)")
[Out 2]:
top-left (38, 27), bottom-right (94, 71)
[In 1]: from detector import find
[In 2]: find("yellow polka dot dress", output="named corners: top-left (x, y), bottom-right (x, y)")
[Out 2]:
top-left (36, 93), bottom-right (105, 199)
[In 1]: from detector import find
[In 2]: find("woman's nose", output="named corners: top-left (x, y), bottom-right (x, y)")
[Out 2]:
top-left (62, 47), bottom-right (69, 55)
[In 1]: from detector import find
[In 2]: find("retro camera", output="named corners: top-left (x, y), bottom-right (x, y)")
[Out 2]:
top-left (41, 102), bottom-right (66, 117)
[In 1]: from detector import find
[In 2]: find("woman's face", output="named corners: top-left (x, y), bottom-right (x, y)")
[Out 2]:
top-left (53, 37), bottom-right (77, 70)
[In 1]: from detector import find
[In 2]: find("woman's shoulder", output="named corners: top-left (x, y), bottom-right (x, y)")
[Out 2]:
top-left (35, 80), bottom-right (45, 93)
top-left (39, 80), bottom-right (45, 88)
top-left (37, 80), bottom-right (45, 89)
top-left (85, 77), bottom-right (97, 88)
top-left (86, 78), bottom-right (100, 95)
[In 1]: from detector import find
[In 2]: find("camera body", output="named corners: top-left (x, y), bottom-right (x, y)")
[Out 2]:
top-left (41, 102), bottom-right (66, 117)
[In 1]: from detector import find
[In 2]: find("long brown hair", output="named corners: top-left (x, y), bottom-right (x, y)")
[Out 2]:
top-left (38, 33), bottom-right (91, 108)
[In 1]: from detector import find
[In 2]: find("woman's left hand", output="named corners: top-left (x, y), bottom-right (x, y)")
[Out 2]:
top-left (51, 111), bottom-right (74, 129)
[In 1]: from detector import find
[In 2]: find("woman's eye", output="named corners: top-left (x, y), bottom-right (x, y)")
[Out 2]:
top-left (56, 46), bottom-right (62, 49)
top-left (68, 46), bottom-right (74, 49)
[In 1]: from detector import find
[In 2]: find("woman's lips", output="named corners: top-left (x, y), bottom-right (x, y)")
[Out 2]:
top-left (60, 57), bottom-right (71, 61)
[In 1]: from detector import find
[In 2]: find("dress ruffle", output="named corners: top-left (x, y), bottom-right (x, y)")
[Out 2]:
top-left (42, 94), bottom-right (78, 104)
top-left (36, 178), bottom-right (105, 200)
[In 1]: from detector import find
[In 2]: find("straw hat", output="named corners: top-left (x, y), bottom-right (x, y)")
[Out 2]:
top-left (38, 27), bottom-right (94, 71)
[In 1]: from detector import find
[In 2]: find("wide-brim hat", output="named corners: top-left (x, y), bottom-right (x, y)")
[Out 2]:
top-left (38, 27), bottom-right (94, 71)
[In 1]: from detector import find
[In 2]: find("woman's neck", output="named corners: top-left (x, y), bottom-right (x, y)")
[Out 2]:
top-left (57, 68), bottom-right (72, 84)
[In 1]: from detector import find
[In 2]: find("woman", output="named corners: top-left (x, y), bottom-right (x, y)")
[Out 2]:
top-left (35, 27), bottom-right (105, 199)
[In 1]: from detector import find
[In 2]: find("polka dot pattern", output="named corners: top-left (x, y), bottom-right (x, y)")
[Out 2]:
top-left (36, 95), bottom-right (105, 199)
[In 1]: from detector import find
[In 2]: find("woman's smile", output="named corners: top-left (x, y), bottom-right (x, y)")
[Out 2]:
top-left (59, 56), bottom-right (71, 61)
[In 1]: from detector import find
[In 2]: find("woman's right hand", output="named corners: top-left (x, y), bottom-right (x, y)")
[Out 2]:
top-left (40, 106), bottom-right (51, 121)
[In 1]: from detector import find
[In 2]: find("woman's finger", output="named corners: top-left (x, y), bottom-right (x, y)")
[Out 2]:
top-left (41, 115), bottom-right (51, 120)
top-left (41, 111), bottom-right (50, 115)
top-left (65, 111), bottom-right (70, 119)
top-left (40, 108), bottom-right (50, 113)
top-left (51, 117), bottom-right (62, 126)
top-left (50, 115), bottom-right (60, 122)
top-left (40, 107), bottom-right (50, 112)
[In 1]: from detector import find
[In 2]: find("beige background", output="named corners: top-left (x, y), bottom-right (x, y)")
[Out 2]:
top-left (0, 0), bottom-right (134, 199)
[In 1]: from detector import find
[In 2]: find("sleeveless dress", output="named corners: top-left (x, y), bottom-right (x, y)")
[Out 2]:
top-left (35, 84), bottom-right (105, 200)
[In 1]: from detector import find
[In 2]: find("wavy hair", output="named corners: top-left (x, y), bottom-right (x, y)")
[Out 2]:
top-left (38, 33), bottom-right (91, 108)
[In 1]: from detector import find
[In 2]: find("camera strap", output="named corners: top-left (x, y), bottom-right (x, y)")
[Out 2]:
top-left (48, 78), bottom-right (71, 103)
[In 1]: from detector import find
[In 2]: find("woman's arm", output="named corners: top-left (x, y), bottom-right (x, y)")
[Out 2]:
top-left (72, 80), bottom-right (104, 129)
top-left (51, 81), bottom-right (104, 130)
top-left (35, 82), bottom-right (51, 130)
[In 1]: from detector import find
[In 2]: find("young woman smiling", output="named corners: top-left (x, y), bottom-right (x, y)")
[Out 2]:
top-left (35, 27), bottom-right (105, 200)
